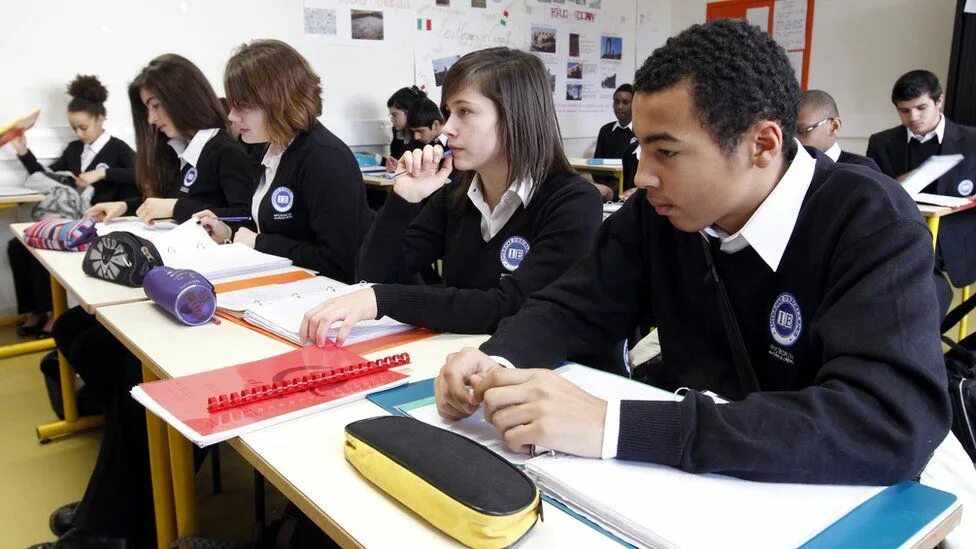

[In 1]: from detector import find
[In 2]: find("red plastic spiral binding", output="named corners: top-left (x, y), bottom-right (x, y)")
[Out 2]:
top-left (206, 352), bottom-right (410, 413)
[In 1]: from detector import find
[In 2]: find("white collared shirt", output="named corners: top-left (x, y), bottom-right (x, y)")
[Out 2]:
top-left (495, 141), bottom-right (818, 460)
top-left (906, 114), bottom-right (945, 145)
top-left (168, 128), bottom-right (219, 169)
top-left (466, 175), bottom-right (534, 242)
top-left (81, 131), bottom-right (111, 172)
top-left (824, 142), bottom-right (842, 162)
top-left (699, 142), bottom-right (816, 271)
top-left (252, 140), bottom-right (293, 233)
top-left (612, 121), bottom-right (632, 132)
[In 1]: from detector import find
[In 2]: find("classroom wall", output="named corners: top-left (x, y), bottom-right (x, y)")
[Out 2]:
top-left (0, 0), bottom-right (958, 315)
top-left (669, 0), bottom-right (958, 155)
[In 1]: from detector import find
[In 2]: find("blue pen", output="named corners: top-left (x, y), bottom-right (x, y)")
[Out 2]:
top-left (385, 149), bottom-right (452, 180)
top-left (197, 216), bottom-right (252, 225)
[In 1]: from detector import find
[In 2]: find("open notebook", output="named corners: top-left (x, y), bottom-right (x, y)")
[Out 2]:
top-left (218, 277), bottom-right (413, 345)
top-left (386, 365), bottom-right (924, 548)
top-left (96, 218), bottom-right (292, 280)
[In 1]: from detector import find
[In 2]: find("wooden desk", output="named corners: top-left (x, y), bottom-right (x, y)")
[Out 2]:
top-left (0, 192), bottom-right (44, 210)
top-left (97, 302), bottom-right (607, 547)
top-left (362, 173), bottom-right (393, 190)
top-left (569, 158), bottom-right (625, 196)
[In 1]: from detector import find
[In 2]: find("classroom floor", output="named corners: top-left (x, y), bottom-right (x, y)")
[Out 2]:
top-left (0, 326), bottom-right (293, 548)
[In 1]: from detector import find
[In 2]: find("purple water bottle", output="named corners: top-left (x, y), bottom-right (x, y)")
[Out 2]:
top-left (143, 266), bottom-right (216, 326)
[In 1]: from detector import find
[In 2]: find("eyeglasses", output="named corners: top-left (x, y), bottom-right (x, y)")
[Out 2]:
top-left (797, 117), bottom-right (834, 136)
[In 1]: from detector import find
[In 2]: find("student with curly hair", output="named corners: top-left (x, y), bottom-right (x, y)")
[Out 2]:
top-left (435, 19), bottom-right (952, 488)
top-left (8, 74), bottom-right (138, 337)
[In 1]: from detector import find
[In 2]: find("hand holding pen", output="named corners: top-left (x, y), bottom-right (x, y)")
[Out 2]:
top-left (193, 210), bottom-right (252, 244)
top-left (390, 143), bottom-right (454, 204)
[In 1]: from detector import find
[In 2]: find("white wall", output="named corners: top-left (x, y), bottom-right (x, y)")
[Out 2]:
top-left (669, 0), bottom-right (958, 155)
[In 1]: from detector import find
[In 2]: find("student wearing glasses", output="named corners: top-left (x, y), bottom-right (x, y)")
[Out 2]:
top-left (796, 90), bottom-right (880, 171)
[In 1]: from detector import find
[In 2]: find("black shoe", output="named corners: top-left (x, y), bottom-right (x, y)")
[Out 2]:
top-left (16, 323), bottom-right (41, 337)
top-left (49, 501), bottom-right (80, 537)
top-left (28, 528), bottom-right (130, 549)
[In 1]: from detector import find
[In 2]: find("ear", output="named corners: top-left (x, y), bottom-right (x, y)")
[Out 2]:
top-left (432, 120), bottom-right (442, 131)
top-left (935, 95), bottom-right (945, 112)
top-left (750, 121), bottom-right (784, 169)
top-left (829, 117), bottom-right (842, 136)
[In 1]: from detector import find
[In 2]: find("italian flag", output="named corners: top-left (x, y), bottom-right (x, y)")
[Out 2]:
top-left (500, 10), bottom-right (509, 26)
top-left (417, 18), bottom-right (432, 31)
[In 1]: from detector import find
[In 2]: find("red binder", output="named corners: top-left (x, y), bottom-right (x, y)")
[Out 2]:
top-left (132, 344), bottom-right (410, 446)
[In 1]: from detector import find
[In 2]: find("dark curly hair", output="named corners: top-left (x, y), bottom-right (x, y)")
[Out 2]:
top-left (634, 19), bottom-right (799, 159)
top-left (67, 74), bottom-right (108, 117)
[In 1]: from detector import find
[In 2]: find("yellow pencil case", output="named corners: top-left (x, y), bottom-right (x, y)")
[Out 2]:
top-left (344, 416), bottom-right (542, 548)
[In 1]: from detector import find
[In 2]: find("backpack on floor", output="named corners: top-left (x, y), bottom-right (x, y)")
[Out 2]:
top-left (942, 294), bottom-right (976, 462)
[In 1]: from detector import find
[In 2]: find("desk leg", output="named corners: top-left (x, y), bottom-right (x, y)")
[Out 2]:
top-left (143, 365), bottom-right (178, 548)
top-left (961, 286), bottom-right (971, 341)
top-left (617, 171), bottom-right (624, 198)
top-left (35, 275), bottom-right (103, 441)
top-left (926, 216), bottom-right (940, 250)
top-left (167, 426), bottom-right (199, 538)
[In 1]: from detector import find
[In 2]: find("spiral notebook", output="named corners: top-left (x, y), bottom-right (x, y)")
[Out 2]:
top-left (235, 280), bottom-right (414, 346)
top-left (131, 344), bottom-right (410, 446)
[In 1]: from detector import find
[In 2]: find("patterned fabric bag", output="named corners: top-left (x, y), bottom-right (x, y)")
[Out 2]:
top-left (23, 216), bottom-right (98, 251)
top-left (82, 232), bottom-right (164, 287)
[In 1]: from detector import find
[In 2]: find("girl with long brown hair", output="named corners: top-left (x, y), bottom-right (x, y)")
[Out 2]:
top-left (300, 47), bottom-right (602, 346)
top-left (86, 53), bottom-right (256, 223)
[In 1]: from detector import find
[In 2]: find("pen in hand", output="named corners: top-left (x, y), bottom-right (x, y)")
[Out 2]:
top-left (385, 149), bottom-right (452, 180)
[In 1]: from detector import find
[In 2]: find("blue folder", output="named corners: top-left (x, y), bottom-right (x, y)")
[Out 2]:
top-left (367, 381), bottom-right (959, 548)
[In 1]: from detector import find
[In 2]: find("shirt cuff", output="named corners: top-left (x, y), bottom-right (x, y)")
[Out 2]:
top-left (601, 399), bottom-right (620, 459)
top-left (490, 356), bottom-right (515, 369)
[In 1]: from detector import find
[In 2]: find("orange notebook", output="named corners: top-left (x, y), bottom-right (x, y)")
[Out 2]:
top-left (131, 344), bottom-right (410, 446)
top-left (0, 109), bottom-right (40, 148)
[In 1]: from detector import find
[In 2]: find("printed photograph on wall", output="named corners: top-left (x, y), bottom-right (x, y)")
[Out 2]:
top-left (601, 72), bottom-right (617, 89)
top-left (531, 26), bottom-right (557, 54)
top-left (436, 0), bottom-right (450, 6)
top-left (566, 84), bottom-right (582, 101)
top-left (566, 61), bottom-right (582, 80)
top-left (600, 35), bottom-right (622, 60)
top-left (351, 10), bottom-right (384, 40)
top-left (569, 33), bottom-right (580, 57)
top-left (304, 8), bottom-right (337, 35)
top-left (472, 0), bottom-right (487, 6)
top-left (433, 54), bottom-right (462, 86)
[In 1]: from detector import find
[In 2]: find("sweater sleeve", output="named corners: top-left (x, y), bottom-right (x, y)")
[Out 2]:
top-left (16, 150), bottom-right (46, 174)
top-left (356, 188), bottom-right (448, 283)
top-left (103, 142), bottom-right (137, 190)
top-left (865, 135), bottom-right (890, 178)
top-left (373, 181), bottom-right (603, 334)
top-left (479, 191), bottom-right (650, 364)
top-left (173, 143), bottom-right (256, 221)
top-left (594, 124), bottom-right (609, 159)
top-left (255, 146), bottom-right (371, 283)
top-left (619, 221), bottom-right (949, 485)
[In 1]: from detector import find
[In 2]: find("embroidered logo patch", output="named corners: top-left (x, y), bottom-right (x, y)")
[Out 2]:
top-left (271, 187), bottom-right (295, 213)
top-left (958, 179), bottom-right (974, 197)
top-left (769, 292), bottom-right (802, 346)
top-left (183, 167), bottom-right (198, 187)
top-left (499, 236), bottom-right (530, 272)
top-left (95, 162), bottom-right (109, 170)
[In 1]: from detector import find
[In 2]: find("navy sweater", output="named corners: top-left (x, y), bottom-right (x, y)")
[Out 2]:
top-left (124, 129), bottom-right (257, 222)
top-left (360, 173), bottom-right (602, 334)
top-left (482, 154), bottom-right (950, 485)
top-left (18, 136), bottom-right (139, 204)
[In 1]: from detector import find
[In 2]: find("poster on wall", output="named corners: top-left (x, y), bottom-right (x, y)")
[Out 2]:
top-left (303, 0), bottom-right (414, 46)
top-left (413, 1), bottom-right (528, 104)
top-left (526, 2), bottom-right (626, 115)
